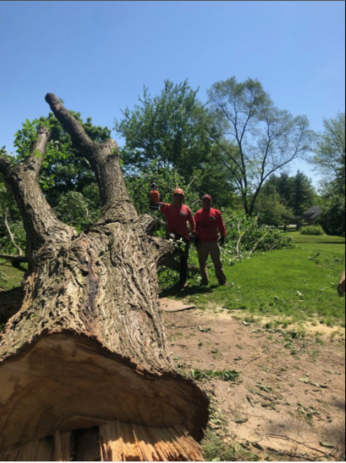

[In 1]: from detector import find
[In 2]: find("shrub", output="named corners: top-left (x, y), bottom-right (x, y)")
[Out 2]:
top-left (318, 195), bottom-right (345, 236)
top-left (300, 225), bottom-right (325, 236)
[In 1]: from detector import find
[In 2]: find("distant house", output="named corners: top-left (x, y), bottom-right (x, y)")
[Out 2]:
top-left (303, 206), bottom-right (323, 225)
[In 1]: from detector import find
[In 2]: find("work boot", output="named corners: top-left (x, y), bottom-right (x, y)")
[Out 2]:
top-left (219, 281), bottom-right (229, 287)
top-left (177, 281), bottom-right (188, 291)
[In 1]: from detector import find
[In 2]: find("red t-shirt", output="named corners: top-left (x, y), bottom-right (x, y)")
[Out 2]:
top-left (195, 208), bottom-right (226, 242)
top-left (160, 203), bottom-right (196, 241)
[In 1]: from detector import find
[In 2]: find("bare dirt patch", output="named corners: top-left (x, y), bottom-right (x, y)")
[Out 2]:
top-left (162, 304), bottom-right (346, 461)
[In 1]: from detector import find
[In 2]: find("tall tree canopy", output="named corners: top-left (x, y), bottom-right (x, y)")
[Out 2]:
top-left (207, 77), bottom-right (315, 216)
top-left (115, 80), bottom-right (235, 208)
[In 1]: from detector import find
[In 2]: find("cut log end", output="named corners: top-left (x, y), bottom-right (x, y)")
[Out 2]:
top-left (0, 422), bottom-right (204, 461)
top-left (0, 333), bottom-right (208, 460)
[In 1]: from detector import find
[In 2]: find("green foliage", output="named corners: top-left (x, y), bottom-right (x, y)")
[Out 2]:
top-left (202, 431), bottom-right (260, 462)
top-left (125, 162), bottom-right (201, 216)
top-left (0, 260), bottom-right (26, 290)
top-left (289, 171), bottom-right (317, 220)
top-left (300, 225), bottom-right (325, 236)
top-left (318, 195), bottom-right (345, 236)
top-left (0, 113), bottom-right (109, 256)
top-left (13, 113), bottom-right (110, 208)
top-left (54, 187), bottom-right (101, 231)
top-left (116, 80), bottom-right (213, 179)
top-left (116, 80), bottom-right (235, 208)
top-left (254, 183), bottom-right (294, 226)
top-left (221, 210), bottom-right (295, 259)
top-left (255, 171), bottom-right (317, 225)
top-left (191, 369), bottom-right (240, 381)
top-left (0, 175), bottom-right (26, 255)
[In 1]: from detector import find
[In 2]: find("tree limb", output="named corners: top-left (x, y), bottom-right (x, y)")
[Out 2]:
top-left (236, 216), bottom-right (259, 256)
top-left (2, 127), bottom-right (75, 264)
top-left (0, 254), bottom-right (27, 264)
top-left (45, 93), bottom-right (138, 223)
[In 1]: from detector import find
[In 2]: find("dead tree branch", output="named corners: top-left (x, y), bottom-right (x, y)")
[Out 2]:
top-left (4, 209), bottom-right (23, 256)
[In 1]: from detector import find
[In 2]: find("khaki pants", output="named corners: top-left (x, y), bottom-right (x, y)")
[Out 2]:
top-left (197, 240), bottom-right (226, 285)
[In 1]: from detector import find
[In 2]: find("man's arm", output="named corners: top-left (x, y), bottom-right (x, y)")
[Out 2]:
top-left (217, 211), bottom-right (227, 244)
top-left (194, 211), bottom-right (201, 245)
top-left (159, 203), bottom-right (170, 214)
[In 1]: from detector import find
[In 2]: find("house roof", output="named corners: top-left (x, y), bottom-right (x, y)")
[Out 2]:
top-left (304, 206), bottom-right (323, 220)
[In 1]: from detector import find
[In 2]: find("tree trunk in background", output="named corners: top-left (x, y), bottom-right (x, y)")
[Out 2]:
top-left (0, 95), bottom-right (208, 461)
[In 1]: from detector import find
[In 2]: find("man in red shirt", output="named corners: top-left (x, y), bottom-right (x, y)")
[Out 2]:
top-left (195, 195), bottom-right (227, 286)
top-left (160, 189), bottom-right (196, 287)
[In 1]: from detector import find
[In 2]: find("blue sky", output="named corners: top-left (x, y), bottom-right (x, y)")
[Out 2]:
top-left (0, 1), bottom-right (345, 188)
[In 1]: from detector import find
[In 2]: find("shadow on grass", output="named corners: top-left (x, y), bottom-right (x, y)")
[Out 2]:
top-left (160, 283), bottom-right (218, 300)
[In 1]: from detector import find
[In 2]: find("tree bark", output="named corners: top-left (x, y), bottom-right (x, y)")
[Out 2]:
top-left (0, 95), bottom-right (208, 461)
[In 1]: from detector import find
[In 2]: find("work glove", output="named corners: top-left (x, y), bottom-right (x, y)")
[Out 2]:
top-left (219, 236), bottom-right (226, 246)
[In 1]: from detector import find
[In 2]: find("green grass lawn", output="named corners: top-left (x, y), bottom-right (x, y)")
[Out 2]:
top-left (0, 261), bottom-right (25, 290)
top-left (165, 232), bottom-right (346, 328)
top-left (1, 233), bottom-right (345, 327)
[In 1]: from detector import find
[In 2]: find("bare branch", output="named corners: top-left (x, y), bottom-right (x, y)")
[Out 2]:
top-left (249, 231), bottom-right (270, 255)
top-left (236, 216), bottom-right (259, 256)
top-left (25, 126), bottom-right (50, 177)
top-left (45, 94), bottom-right (94, 154)
top-left (4, 209), bottom-right (23, 256)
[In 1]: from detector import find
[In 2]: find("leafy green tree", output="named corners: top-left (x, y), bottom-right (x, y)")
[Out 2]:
top-left (207, 77), bottom-right (315, 216)
top-left (313, 112), bottom-right (345, 195)
top-left (288, 171), bottom-right (316, 221)
top-left (14, 114), bottom-right (111, 209)
top-left (252, 171), bottom-right (318, 226)
top-left (115, 80), bottom-right (235, 206)
top-left (115, 81), bottom-right (213, 178)
top-left (254, 182), bottom-right (294, 226)
top-left (0, 149), bottom-right (26, 256)
top-left (318, 195), bottom-right (345, 236)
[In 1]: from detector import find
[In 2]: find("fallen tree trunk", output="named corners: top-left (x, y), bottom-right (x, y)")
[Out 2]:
top-left (0, 95), bottom-right (208, 461)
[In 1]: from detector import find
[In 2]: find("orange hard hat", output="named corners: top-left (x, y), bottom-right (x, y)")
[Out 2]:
top-left (173, 188), bottom-right (185, 198)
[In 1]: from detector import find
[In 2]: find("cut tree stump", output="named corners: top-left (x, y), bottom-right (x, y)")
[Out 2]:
top-left (0, 94), bottom-right (209, 461)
